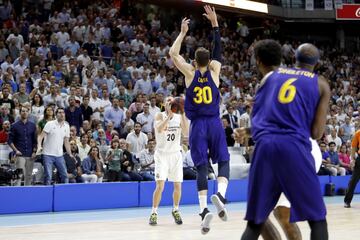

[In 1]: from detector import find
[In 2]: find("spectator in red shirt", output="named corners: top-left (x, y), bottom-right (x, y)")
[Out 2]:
top-left (0, 120), bottom-right (10, 144)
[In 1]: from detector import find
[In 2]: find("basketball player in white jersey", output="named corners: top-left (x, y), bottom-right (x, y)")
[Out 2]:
top-left (149, 96), bottom-right (189, 226)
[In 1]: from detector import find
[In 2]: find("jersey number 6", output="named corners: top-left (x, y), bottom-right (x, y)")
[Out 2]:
top-left (193, 86), bottom-right (213, 104)
top-left (278, 78), bottom-right (297, 104)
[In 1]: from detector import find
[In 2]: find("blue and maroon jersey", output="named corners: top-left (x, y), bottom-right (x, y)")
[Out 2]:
top-left (251, 67), bottom-right (320, 145)
top-left (185, 69), bottom-right (220, 120)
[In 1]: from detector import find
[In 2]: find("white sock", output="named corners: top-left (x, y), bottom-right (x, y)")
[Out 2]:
top-left (218, 182), bottom-right (227, 198)
top-left (173, 205), bottom-right (179, 211)
top-left (151, 207), bottom-right (158, 214)
top-left (199, 195), bottom-right (207, 213)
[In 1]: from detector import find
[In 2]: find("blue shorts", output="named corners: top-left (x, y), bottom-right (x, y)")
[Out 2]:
top-left (189, 117), bottom-right (230, 167)
top-left (245, 135), bottom-right (326, 224)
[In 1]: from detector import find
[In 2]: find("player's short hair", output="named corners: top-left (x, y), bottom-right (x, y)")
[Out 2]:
top-left (254, 39), bottom-right (282, 67)
top-left (195, 47), bottom-right (210, 67)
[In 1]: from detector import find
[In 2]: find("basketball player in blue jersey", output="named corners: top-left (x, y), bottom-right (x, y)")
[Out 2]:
top-left (169, 6), bottom-right (230, 234)
top-left (240, 40), bottom-right (330, 240)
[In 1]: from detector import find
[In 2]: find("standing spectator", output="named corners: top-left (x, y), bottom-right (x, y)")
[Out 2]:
top-left (136, 103), bottom-right (154, 134)
top-left (80, 95), bottom-right (93, 122)
top-left (0, 87), bottom-right (15, 115)
top-left (104, 98), bottom-right (124, 132)
top-left (38, 106), bottom-right (54, 132)
top-left (105, 139), bottom-right (123, 182)
top-left (37, 108), bottom-right (72, 185)
top-left (344, 130), bottom-right (360, 208)
top-left (65, 96), bottom-right (83, 133)
top-left (8, 106), bottom-right (37, 185)
top-left (31, 94), bottom-right (45, 123)
top-left (126, 122), bottom-right (148, 157)
top-left (81, 146), bottom-right (104, 183)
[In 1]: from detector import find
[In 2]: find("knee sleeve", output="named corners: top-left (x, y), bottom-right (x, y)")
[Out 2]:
top-left (218, 161), bottom-right (230, 180)
top-left (196, 164), bottom-right (208, 191)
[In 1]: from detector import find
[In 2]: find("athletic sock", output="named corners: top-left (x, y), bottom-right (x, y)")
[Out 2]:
top-left (199, 195), bottom-right (207, 213)
top-left (217, 182), bottom-right (227, 199)
top-left (151, 207), bottom-right (158, 214)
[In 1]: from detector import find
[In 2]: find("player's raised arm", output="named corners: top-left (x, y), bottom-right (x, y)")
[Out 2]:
top-left (203, 5), bottom-right (221, 80)
top-left (154, 100), bottom-right (173, 133)
top-left (169, 18), bottom-right (194, 85)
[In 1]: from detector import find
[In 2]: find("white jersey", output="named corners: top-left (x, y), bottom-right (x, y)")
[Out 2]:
top-left (155, 112), bottom-right (181, 153)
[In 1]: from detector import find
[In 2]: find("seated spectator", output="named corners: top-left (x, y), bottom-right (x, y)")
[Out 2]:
top-left (182, 150), bottom-right (197, 180)
top-left (338, 144), bottom-right (351, 174)
top-left (222, 117), bottom-right (235, 146)
top-left (77, 134), bottom-right (91, 162)
top-left (119, 138), bottom-right (143, 181)
top-left (0, 120), bottom-right (10, 143)
top-left (138, 138), bottom-right (156, 181)
top-left (64, 141), bottom-right (83, 183)
top-left (318, 142), bottom-right (334, 176)
top-left (327, 141), bottom-right (346, 176)
top-left (81, 146), bottom-right (104, 183)
top-left (326, 128), bottom-right (342, 150)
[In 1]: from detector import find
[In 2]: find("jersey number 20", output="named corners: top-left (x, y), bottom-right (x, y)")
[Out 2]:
top-left (193, 86), bottom-right (213, 104)
top-left (278, 78), bottom-right (297, 104)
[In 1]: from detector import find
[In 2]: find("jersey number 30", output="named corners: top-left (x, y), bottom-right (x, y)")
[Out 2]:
top-left (193, 86), bottom-right (213, 104)
top-left (278, 78), bottom-right (297, 104)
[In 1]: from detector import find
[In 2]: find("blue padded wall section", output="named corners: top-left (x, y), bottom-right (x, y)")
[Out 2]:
top-left (53, 182), bottom-right (139, 211)
top-left (318, 175), bottom-right (330, 196)
top-left (215, 179), bottom-right (248, 202)
top-left (139, 180), bottom-right (216, 207)
top-left (0, 186), bottom-right (53, 214)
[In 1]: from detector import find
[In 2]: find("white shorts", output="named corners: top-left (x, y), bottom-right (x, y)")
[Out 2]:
top-left (276, 138), bottom-right (322, 208)
top-left (154, 150), bottom-right (183, 182)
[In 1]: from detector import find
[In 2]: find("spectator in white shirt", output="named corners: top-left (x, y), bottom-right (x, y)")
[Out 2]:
top-left (126, 122), bottom-right (148, 157)
top-left (149, 96), bottom-right (160, 118)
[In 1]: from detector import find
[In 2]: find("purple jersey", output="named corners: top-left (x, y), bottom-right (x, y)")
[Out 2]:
top-left (185, 69), bottom-right (220, 120)
top-left (251, 67), bottom-right (320, 145)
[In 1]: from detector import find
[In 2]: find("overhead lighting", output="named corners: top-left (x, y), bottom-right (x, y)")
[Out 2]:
top-left (197, 0), bottom-right (268, 14)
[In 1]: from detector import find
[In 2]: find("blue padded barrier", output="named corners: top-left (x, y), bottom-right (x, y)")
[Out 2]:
top-left (318, 175), bottom-right (330, 196)
top-left (0, 186), bottom-right (53, 214)
top-left (330, 175), bottom-right (351, 193)
top-left (53, 182), bottom-right (139, 211)
top-left (139, 180), bottom-right (216, 207)
top-left (215, 179), bottom-right (248, 202)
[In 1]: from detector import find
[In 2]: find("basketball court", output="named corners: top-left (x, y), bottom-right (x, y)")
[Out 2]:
top-left (0, 195), bottom-right (358, 240)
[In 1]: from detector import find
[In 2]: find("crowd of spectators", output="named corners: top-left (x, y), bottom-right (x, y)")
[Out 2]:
top-left (0, 0), bottom-right (358, 186)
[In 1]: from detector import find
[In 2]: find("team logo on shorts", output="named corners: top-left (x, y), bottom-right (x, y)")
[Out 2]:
top-left (156, 173), bottom-right (160, 179)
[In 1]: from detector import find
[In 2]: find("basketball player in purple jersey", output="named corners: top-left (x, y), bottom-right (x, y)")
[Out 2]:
top-left (169, 6), bottom-right (230, 234)
top-left (240, 40), bottom-right (330, 240)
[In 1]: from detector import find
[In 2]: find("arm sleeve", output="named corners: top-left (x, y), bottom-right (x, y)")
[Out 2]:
top-left (212, 27), bottom-right (221, 62)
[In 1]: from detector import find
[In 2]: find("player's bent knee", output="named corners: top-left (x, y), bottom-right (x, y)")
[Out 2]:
top-left (218, 161), bottom-right (230, 180)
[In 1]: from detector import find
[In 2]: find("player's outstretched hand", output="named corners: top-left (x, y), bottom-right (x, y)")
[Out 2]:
top-left (181, 18), bottom-right (190, 35)
top-left (203, 5), bottom-right (218, 24)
